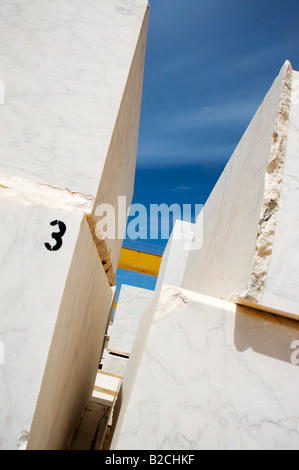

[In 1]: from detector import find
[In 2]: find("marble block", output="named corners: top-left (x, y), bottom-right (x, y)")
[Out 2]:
top-left (155, 219), bottom-right (195, 292)
top-left (108, 220), bottom-right (195, 436)
top-left (182, 61), bottom-right (299, 320)
top-left (0, 0), bottom-right (149, 272)
top-left (0, 0), bottom-right (148, 198)
top-left (114, 285), bottom-right (299, 450)
top-left (0, 195), bottom-right (112, 450)
top-left (106, 218), bottom-right (193, 418)
top-left (93, 370), bottom-right (122, 408)
top-left (102, 353), bottom-right (129, 378)
top-left (107, 285), bottom-right (154, 357)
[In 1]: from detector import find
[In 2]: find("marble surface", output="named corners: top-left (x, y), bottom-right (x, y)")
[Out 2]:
top-left (114, 285), bottom-right (299, 450)
top-left (27, 214), bottom-right (112, 450)
top-left (182, 61), bottom-right (299, 320)
top-left (102, 353), bottom-right (129, 377)
top-left (91, 5), bottom-right (149, 271)
top-left (0, 0), bottom-right (149, 278)
top-left (108, 285), bottom-right (154, 356)
top-left (0, 0), bottom-right (148, 198)
top-left (0, 196), bottom-right (81, 450)
top-left (0, 195), bottom-right (112, 449)
top-left (155, 220), bottom-right (195, 292)
top-left (93, 370), bottom-right (122, 407)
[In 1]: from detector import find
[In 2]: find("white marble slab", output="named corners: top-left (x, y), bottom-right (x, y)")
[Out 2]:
top-left (0, 195), bottom-right (112, 450)
top-left (93, 372), bottom-right (121, 408)
top-left (102, 353), bottom-right (129, 377)
top-left (0, 0), bottom-right (148, 198)
top-left (155, 219), bottom-right (195, 292)
top-left (182, 61), bottom-right (299, 320)
top-left (108, 285), bottom-right (154, 356)
top-left (114, 285), bottom-right (299, 450)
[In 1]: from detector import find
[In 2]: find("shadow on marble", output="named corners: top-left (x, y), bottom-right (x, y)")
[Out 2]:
top-left (234, 305), bottom-right (299, 364)
top-left (113, 285), bottom-right (299, 450)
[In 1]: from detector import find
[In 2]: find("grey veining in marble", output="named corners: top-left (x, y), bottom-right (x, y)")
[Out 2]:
top-left (115, 285), bottom-right (299, 450)
top-left (0, 195), bottom-right (112, 449)
top-left (0, 0), bottom-right (148, 197)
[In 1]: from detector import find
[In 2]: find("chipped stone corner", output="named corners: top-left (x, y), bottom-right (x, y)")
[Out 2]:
top-left (174, 292), bottom-right (189, 304)
top-left (85, 214), bottom-right (116, 287)
top-left (239, 60), bottom-right (293, 304)
top-left (17, 430), bottom-right (29, 450)
top-left (0, 172), bottom-right (95, 213)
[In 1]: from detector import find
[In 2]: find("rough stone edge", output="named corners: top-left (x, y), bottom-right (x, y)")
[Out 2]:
top-left (234, 60), bottom-right (293, 304)
top-left (86, 214), bottom-right (116, 287)
top-left (0, 172), bottom-right (116, 286)
top-left (0, 172), bottom-right (95, 213)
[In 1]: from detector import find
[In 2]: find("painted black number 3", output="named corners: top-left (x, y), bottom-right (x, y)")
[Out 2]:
top-left (44, 220), bottom-right (67, 251)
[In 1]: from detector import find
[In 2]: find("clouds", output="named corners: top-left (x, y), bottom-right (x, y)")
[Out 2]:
top-left (136, 0), bottom-right (299, 169)
top-left (137, 139), bottom-right (235, 167)
top-left (167, 99), bottom-right (260, 130)
top-left (136, 97), bottom-right (259, 167)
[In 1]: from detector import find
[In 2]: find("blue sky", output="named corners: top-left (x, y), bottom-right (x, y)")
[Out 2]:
top-left (116, 0), bottom-right (299, 294)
